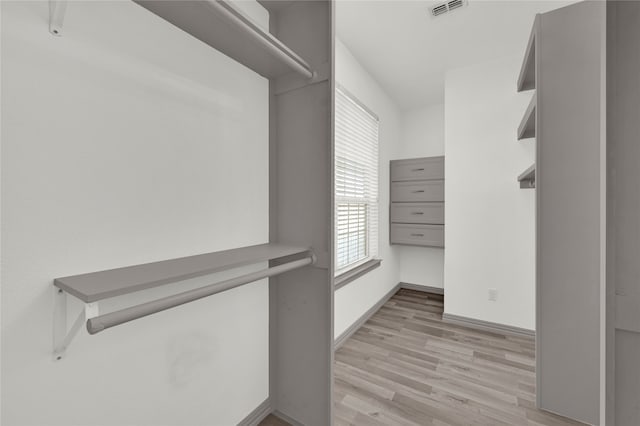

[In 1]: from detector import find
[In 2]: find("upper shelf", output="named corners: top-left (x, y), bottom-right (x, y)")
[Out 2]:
top-left (518, 93), bottom-right (536, 140)
top-left (517, 20), bottom-right (536, 92)
top-left (132, 0), bottom-right (314, 80)
top-left (518, 164), bottom-right (536, 189)
top-left (54, 243), bottom-right (311, 303)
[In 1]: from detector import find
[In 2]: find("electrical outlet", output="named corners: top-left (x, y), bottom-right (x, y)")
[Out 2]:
top-left (488, 288), bottom-right (498, 301)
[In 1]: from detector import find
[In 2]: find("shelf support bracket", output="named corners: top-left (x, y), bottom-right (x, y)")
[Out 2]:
top-left (519, 178), bottom-right (536, 189)
top-left (53, 288), bottom-right (99, 361)
top-left (49, 0), bottom-right (68, 36)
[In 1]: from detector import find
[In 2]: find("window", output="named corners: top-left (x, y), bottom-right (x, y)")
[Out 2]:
top-left (335, 85), bottom-right (379, 275)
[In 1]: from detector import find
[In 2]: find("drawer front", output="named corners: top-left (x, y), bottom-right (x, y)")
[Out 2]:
top-left (390, 203), bottom-right (444, 224)
top-left (391, 157), bottom-right (444, 182)
top-left (391, 180), bottom-right (444, 202)
top-left (390, 224), bottom-right (444, 247)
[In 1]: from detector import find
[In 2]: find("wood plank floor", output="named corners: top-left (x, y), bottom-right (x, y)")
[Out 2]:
top-left (262, 289), bottom-right (585, 426)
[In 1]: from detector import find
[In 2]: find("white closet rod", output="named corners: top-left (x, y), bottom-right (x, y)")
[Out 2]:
top-left (205, 0), bottom-right (314, 79)
top-left (86, 254), bottom-right (315, 335)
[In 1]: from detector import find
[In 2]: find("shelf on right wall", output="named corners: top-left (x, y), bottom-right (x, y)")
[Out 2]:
top-left (518, 2), bottom-right (605, 425)
top-left (516, 22), bottom-right (537, 190)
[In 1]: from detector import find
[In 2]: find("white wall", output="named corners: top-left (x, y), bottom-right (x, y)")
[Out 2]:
top-left (396, 105), bottom-right (445, 289)
top-left (333, 39), bottom-right (401, 338)
top-left (444, 55), bottom-right (535, 330)
top-left (1, 2), bottom-right (269, 425)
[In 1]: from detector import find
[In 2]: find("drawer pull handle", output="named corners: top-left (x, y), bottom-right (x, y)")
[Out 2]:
top-left (412, 190), bottom-right (425, 193)
top-left (411, 168), bottom-right (425, 172)
top-left (411, 212), bottom-right (424, 215)
top-left (411, 233), bottom-right (425, 237)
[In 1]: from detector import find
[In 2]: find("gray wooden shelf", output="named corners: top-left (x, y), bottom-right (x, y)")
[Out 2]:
top-left (517, 164), bottom-right (536, 189)
top-left (133, 0), bottom-right (314, 79)
top-left (517, 20), bottom-right (536, 92)
top-left (54, 243), bottom-right (311, 303)
top-left (518, 93), bottom-right (536, 140)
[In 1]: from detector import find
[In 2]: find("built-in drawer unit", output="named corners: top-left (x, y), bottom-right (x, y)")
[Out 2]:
top-left (390, 202), bottom-right (444, 225)
top-left (391, 156), bottom-right (444, 182)
top-left (390, 156), bottom-right (445, 247)
top-left (390, 224), bottom-right (444, 248)
top-left (391, 180), bottom-right (444, 203)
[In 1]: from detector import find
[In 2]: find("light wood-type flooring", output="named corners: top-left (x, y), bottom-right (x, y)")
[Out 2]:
top-left (261, 288), bottom-right (585, 426)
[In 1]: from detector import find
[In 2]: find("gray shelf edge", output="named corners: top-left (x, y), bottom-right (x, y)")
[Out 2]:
top-left (54, 243), bottom-right (312, 303)
top-left (132, 0), bottom-right (314, 79)
top-left (517, 164), bottom-right (536, 189)
top-left (214, 0), bottom-right (312, 75)
top-left (390, 223), bottom-right (445, 228)
top-left (390, 155), bottom-right (445, 164)
top-left (518, 92), bottom-right (537, 140)
top-left (390, 242), bottom-right (445, 249)
top-left (517, 16), bottom-right (538, 92)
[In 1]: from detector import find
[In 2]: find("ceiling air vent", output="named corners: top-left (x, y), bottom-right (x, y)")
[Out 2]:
top-left (430, 0), bottom-right (467, 17)
top-left (432, 3), bottom-right (448, 16)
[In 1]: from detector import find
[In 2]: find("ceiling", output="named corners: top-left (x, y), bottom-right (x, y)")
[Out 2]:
top-left (336, 0), bottom-right (573, 110)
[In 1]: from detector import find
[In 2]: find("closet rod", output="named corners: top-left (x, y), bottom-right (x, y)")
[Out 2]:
top-left (206, 0), bottom-right (314, 79)
top-left (86, 254), bottom-right (315, 335)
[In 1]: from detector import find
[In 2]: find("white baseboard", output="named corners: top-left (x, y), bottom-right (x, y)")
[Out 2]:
top-left (237, 399), bottom-right (306, 426)
top-left (272, 410), bottom-right (304, 426)
top-left (237, 397), bottom-right (272, 426)
top-left (442, 313), bottom-right (535, 338)
top-left (399, 282), bottom-right (444, 295)
top-left (334, 283), bottom-right (401, 350)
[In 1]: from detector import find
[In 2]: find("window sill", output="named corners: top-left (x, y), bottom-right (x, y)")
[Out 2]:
top-left (334, 259), bottom-right (382, 291)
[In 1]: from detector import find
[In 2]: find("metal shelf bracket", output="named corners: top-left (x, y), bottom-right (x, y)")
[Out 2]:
top-left (53, 288), bottom-right (98, 361)
top-left (49, 0), bottom-right (68, 36)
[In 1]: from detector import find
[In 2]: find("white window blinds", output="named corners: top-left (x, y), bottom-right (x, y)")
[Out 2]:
top-left (335, 86), bottom-right (379, 274)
